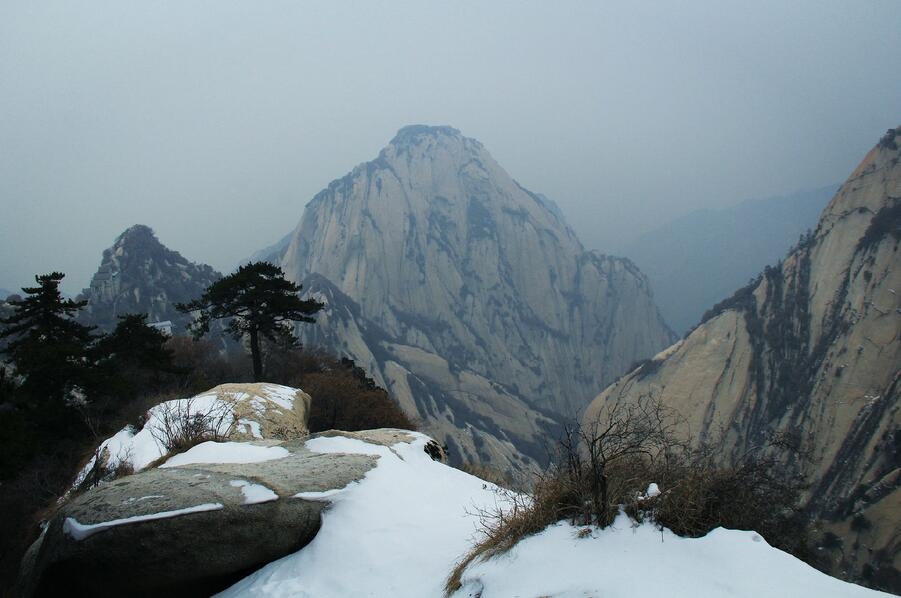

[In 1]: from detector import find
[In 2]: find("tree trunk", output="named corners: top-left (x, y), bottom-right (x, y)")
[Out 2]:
top-left (249, 328), bottom-right (263, 382)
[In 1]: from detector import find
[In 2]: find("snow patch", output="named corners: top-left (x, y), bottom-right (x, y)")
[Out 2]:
top-left (637, 482), bottom-right (662, 501)
top-left (256, 385), bottom-right (296, 411)
top-left (303, 435), bottom-right (388, 457)
top-left (160, 442), bottom-right (289, 468)
top-left (293, 486), bottom-right (355, 501)
top-left (63, 503), bottom-right (224, 541)
top-left (230, 480), bottom-right (279, 505)
top-left (238, 419), bottom-right (263, 439)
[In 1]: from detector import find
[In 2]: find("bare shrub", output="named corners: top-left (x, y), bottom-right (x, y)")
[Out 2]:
top-left (445, 477), bottom-right (568, 595)
top-left (305, 369), bottom-right (416, 433)
top-left (149, 396), bottom-right (234, 454)
top-left (73, 446), bottom-right (136, 494)
top-left (630, 444), bottom-right (810, 557)
top-left (561, 395), bottom-right (676, 527)
top-left (446, 396), bottom-right (813, 594)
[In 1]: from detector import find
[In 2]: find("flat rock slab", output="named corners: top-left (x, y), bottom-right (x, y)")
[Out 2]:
top-left (20, 439), bottom-right (378, 598)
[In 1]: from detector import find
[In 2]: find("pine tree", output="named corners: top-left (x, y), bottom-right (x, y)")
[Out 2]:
top-left (177, 262), bottom-right (323, 381)
top-left (0, 273), bottom-right (96, 424)
top-left (91, 313), bottom-right (177, 405)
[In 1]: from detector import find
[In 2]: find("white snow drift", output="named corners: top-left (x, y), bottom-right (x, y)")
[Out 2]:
top-left (214, 433), bottom-right (889, 598)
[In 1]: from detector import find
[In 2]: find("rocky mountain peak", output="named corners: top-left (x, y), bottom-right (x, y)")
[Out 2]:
top-left (388, 124), bottom-right (462, 148)
top-left (267, 127), bottom-right (674, 475)
top-left (115, 223), bottom-right (156, 243)
top-left (79, 225), bottom-right (221, 333)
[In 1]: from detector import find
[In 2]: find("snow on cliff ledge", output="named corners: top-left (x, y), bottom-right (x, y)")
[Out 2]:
top-left (216, 433), bottom-right (888, 598)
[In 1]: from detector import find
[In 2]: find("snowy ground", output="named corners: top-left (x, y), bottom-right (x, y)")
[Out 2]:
top-left (65, 384), bottom-right (893, 597)
top-left (217, 433), bottom-right (504, 597)
top-left (215, 433), bottom-right (890, 598)
top-left (454, 514), bottom-right (890, 598)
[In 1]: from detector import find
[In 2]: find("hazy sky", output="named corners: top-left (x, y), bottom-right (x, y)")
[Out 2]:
top-left (1, 1), bottom-right (899, 295)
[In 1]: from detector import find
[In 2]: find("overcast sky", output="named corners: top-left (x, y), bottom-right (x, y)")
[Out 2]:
top-left (1, 1), bottom-right (899, 295)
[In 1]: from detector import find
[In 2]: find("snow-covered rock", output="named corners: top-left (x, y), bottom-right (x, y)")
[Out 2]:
top-left (18, 430), bottom-right (413, 597)
top-left (216, 431), bottom-right (504, 597)
top-left (219, 431), bottom-right (888, 598)
top-left (20, 425), bottom-right (889, 597)
top-left (75, 383), bottom-right (311, 488)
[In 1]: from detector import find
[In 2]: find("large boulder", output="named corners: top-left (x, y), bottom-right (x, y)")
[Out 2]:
top-left (75, 383), bottom-right (312, 486)
top-left (18, 431), bottom-right (416, 597)
top-left (212, 382), bottom-right (312, 442)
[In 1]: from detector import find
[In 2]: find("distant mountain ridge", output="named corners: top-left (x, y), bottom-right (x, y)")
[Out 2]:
top-left (262, 125), bottom-right (675, 473)
top-left (77, 225), bottom-right (222, 333)
top-left (620, 185), bottom-right (836, 333)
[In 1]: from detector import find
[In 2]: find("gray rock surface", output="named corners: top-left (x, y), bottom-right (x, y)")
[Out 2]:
top-left (19, 437), bottom-right (379, 597)
top-left (213, 382), bottom-right (313, 442)
top-left (586, 126), bottom-right (901, 590)
top-left (267, 125), bottom-right (675, 475)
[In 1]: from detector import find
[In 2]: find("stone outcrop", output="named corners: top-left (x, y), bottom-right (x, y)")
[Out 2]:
top-left (266, 125), bottom-right (675, 474)
top-left (585, 126), bottom-right (901, 590)
top-left (77, 225), bottom-right (221, 333)
top-left (211, 383), bottom-right (312, 442)
top-left (77, 384), bottom-right (313, 487)
top-left (20, 410), bottom-right (426, 597)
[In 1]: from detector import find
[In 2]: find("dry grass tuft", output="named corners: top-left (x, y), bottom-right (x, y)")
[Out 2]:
top-left (444, 474), bottom-right (574, 595)
top-left (445, 396), bottom-right (811, 595)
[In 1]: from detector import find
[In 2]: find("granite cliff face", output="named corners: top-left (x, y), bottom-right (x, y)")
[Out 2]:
top-left (78, 225), bottom-right (221, 333)
top-left (586, 127), bottom-right (901, 589)
top-left (269, 125), bottom-right (675, 472)
top-left (296, 273), bottom-right (560, 474)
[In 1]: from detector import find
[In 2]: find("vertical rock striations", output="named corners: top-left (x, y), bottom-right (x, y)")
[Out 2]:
top-left (270, 126), bottom-right (675, 474)
top-left (586, 126), bottom-right (901, 589)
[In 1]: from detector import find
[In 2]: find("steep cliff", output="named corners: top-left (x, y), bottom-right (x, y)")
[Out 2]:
top-left (586, 127), bottom-right (901, 590)
top-left (296, 273), bottom-right (560, 474)
top-left (78, 225), bottom-right (221, 333)
top-left (268, 125), bottom-right (674, 473)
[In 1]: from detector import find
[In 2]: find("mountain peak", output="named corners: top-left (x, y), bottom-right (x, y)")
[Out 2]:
top-left (276, 126), bottom-right (674, 474)
top-left (114, 224), bottom-right (158, 247)
top-left (80, 226), bottom-right (220, 332)
top-left (389, 124), bottom-right (462, 147)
